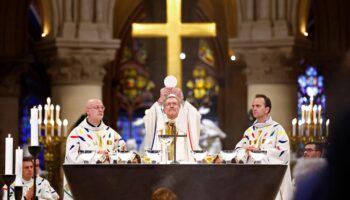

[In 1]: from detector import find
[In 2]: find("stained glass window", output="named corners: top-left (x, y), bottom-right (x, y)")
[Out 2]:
top-left (116, 41), bottom-right (155, 151)
top-left (298, 66), bottom-right (326, 121)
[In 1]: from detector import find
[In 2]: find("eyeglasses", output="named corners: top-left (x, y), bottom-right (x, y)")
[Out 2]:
top-left (89, 106), bottom-right (105, 110)
top-left (304, 148), bottom-right (319, 152)
top-left (165, 102), bottom-right (179, 107)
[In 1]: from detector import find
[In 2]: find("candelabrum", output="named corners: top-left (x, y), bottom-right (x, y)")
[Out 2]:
top-left (34, 98), bottom-right (69, 197)
top-left (290, 96), bottom-right (330, 155)
top-left (289, 122), bottom-right (329, 156)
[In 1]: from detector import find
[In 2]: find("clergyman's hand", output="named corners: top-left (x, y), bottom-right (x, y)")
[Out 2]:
top-left (245, 146), bottom-right (259, 152)
top-left (25, 186), bottom-right (34, 200)
top-left (97, 150), bottom-right (109, 163)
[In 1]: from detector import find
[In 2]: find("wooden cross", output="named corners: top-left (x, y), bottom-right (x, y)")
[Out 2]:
top-left (132, 0), bottom-right (216, 89)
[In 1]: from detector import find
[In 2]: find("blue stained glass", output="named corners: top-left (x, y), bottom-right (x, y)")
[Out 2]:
top-left (298, 76), bottom-right (307, 88)
top-left (318, 76), bottom-right (324, 87)
top-left (116, 109), bottom-right (146, 151)
top-left (306, 86), bottom-right (318, 97)
top-left (306, 66), bottom-right (318, 76)
top-left (298, 65), bottom-right (326, 121)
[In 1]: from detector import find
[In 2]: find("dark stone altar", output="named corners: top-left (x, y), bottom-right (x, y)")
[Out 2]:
top-left (63, 164), bottom-right (287, 200)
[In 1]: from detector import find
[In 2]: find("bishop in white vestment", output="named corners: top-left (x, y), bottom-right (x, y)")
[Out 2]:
top-left (143, 77), bottom-right (201, 163)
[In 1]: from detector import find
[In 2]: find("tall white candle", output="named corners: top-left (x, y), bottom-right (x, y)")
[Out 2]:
top-left (306, 119), bottom-right (311, 137)
top-left (314, 119), bottom-right (317, 137)
top-left (63, 119), bottom-right (68, 136)
top-left (313, 105), bottom-right (317, 124)
top-left (47, 97), bottom-right (51, 106)
top-left (310, 96), bottom-right (314, 109)
top-left (326, 119), bottom-right (330, 137)
top-left (57, 119), bottom-right (62, 137)
top-left (307, 106), bottom-right (311, 123)
top-left (50, 119), bottom-right (55, 136)
top-left (37, 119), bottom-right (41, 139)
top-left (44, 105), bottom-right (48, 122)
top-left (15, 147), bottom-right (23, 186)
top-left (50, 105), bottom-right (54, 120)
top-left (5, 134), bottom-right (13, 174)
top-left (298, 120), bottom-right (303, 137)
top-left (47, 97), bottom-right (51, 116)
top-left (319, 118), bottom-right (323, 136)
top-left (318, 105), bottom-right (322, 123)
top-left (38, 105), bottom-right (42, 123)
top-left (55, 105), bottom-right (60, 121)
top-left (292, 118), bottom-right (297, 137)
top-left (31, 107), bottom-right (39, 146)
top-left (44, 119), bottom-right (48, 137)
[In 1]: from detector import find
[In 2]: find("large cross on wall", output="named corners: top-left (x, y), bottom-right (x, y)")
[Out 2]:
top-left (132, 0), bottom-right (217, 89)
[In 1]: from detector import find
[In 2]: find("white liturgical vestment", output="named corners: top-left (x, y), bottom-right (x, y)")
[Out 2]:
top-left (235, 117), bottom-right (293, 200)
top-left (143, 101), bottom-right (201, 162)
top-left (2, 176), bottom-right (59, 200)
top-left (63, 118), bottom-right (125, 199)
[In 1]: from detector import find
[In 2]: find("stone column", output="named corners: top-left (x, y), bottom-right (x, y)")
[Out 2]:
top-left (0, 64), bottom-right (25, 167)
top-left (245, 47), bottom-right (297, 132)
top-left (36, 38), bottom-right (120, 129)
top-left (231, 0), bottom-right (312, 132)
top-left (230, 39), bottom-right (303, 132)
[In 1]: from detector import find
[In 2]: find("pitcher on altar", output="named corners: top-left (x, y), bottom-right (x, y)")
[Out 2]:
top-left (143, 75), bottom-right (201, 163)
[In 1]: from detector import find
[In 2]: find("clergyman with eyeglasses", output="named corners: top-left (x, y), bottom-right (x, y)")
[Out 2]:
top-left (63, 98), bottom-right (126, 199)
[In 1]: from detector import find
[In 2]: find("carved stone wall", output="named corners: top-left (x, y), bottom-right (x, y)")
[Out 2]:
top-left (36, 38), bottom-right (120, 85)
top-left (242, 47), bottom-right (296, 84)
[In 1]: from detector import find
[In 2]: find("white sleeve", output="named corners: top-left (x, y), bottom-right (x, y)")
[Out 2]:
top-left (38, 178), bottom-right (60, 200)
top-left (143, 103), bottom-right (158, 150)
top-left (262, 125), bottom-right (290, 164)
top-left (65, 128), bottom-right (84, 164)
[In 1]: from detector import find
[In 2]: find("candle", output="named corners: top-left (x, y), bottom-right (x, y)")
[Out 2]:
top-left (319, 118), bottom-right (323, 136)
top-left (50, 105), bottom-right (54, 120)
top-left (57, 119), bottom-right (62, 137)
top-left (55, 105), bottom-right (60, 121)
top-left (305, 106), bottom-right (310, 123)
top-left (310, 96), bottom-right (314, 108)
top-left (306, 119), bottom-right (311, 136)
top-left (292, 118), bottom-right (297, 137)
top-left (318, 105), bottom-right (322, 123)
top-left (326, 119), bottom-right (330, 137)
top-left (314, 119), bottom-right (317, 137)
top-left (31, 107), bottom-right (39, 146)
top-left (44, 119), bottom-right (48, 137)
top-left (313, 105), bottom-right (317, 124)
top-left (44, 105), bottom-right (48, 122)
top-left (298, 120), bottom-right (303, 137)
top-left (63, 119), bottom-right (68, 136)
top-left (38, 118), bottom-right (41, 138)
top-left (50, 119), bottom-right (55, 136)
top-left (15, 147), bottom-right (23, 186)
top-left (5, 134), bottom-right (13, 174)
top-left (47, 97), bottom-right (51, 106)
top-left (47, 97), bottom-right (51, 117)
top-left (38, 105), bottom-right (42, 123)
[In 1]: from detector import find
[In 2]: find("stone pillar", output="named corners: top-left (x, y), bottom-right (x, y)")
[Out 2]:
top-left (0, 65), bottom-right (25, 172)
top-left (231, 0), bottom-right (312, 133)
top-left (234, 45), bottom-right (299, 132)
top-left (36, 38), bottom-right (120, 129)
